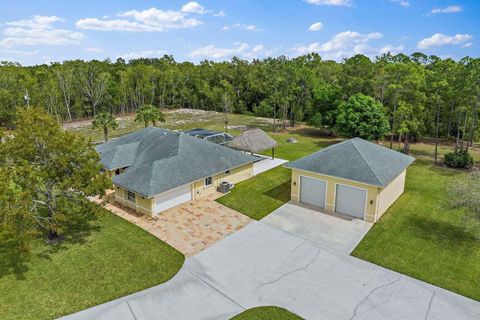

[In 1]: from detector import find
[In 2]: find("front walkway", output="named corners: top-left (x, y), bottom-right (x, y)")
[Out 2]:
top-left (253, 156), bottom-right (288, 175)
top-left (103, 193), bottom-right (253, 256)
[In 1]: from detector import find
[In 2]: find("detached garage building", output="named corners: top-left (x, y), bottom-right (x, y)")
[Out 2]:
top-left (284, 138), bottom-right (414, 223)
top-left (96, 127), bottom-right (258, 217)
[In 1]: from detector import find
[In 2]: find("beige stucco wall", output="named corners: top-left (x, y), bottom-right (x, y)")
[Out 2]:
top-left (377, 169), bottom-right (406, 219)
top-left (290, 168), bottom-right (409, 223)
top-left (193, 163), bottom-right (254, 199)
top-left (112, 162), bottom-right (254, 216)
top-left (114, 186), bottom-right (154, 216)
top-left (290, 169), bottom-right (381, 223)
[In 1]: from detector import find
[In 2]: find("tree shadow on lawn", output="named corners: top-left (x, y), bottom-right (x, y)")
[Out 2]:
top-left (0, 202), bottom-right (102, 280)
top-left (405, 214), bottom-right (474, 246)
top-left (263, 181), bottom-right (291, 202)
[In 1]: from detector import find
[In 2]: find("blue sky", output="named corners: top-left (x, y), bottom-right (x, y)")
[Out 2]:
top-left (0, 0), bottom-right (478, 65)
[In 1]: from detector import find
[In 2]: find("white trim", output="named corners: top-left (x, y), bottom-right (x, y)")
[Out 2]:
top-left (334, 182), bottom-right (368, 220)
top-left (298, 174), bottom-right (328, 210)
top-left (293, 168), bottom-right (382, 188)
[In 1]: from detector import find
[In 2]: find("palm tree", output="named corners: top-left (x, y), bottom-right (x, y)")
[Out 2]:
top-left (135, 105), bottom-right (165, 127)
top-left (92, 112), bottom-right (118, 142)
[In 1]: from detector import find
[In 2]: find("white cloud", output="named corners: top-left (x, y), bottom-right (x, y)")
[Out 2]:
top-left (76, 6), bottom-right (203, 32)
top-left (85, 47), bottom-right (103, 53)
top-left (417, 33), bottom-right (472, 49)
top-left (304, 0), bottom-right (352, 6)
top-left (223, 23), bottom-right (261, 32)
top-left (292, 31), bottom-right (393, 60)
top-left (213, 10), bottom-right (226, 17)
top-left (189, 43), bottom-right (272, 60)
top-left (309, 22), bottom-right (323, 31)
top-left (428, 5), bottom-right (462, 15)
top-left (119, 50), bottom-right (166, 60)
top-left (181, 2), bottom-right (208, 14)
top-left (462, 42), bottom-right (473, 48)
top-left (390, 0), bottom-right (410, 8)
top-left (0, 15), bottom-right (84, 48)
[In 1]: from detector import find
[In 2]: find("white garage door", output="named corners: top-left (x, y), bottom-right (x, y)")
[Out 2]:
top-left (154, 184), bottom-right (192, 214)
top-left (335, 184), bottom-right (367, 219)
top-left (300, 176), bottom-right (326, 209)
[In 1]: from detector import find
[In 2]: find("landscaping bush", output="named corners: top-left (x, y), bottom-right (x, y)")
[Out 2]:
top-left (444, 150), bottom-right (474, 169)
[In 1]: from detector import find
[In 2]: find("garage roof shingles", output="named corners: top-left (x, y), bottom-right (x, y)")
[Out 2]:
top-left (285, 138), bottom-right (415, 187)
top-left (96, 127), bottom-right (258, 197)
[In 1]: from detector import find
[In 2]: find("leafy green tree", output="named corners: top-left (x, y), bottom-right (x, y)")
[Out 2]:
top-left (92, 112), bottom-right (118, 142)
top-left (335, 93), bottom-right (390, 141)
top-left (307, 113), bottom-right (323, 131)
top-left (0, 108), bottom-right (110, 248)
top-left (135, 104), bottom-right (165, 127)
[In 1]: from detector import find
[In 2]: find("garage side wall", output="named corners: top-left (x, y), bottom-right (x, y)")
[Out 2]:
top-left (193, 163), bottom-right (254, 199)
top-left (290, 169), bottom-right (380, 223)
top-left (114, 186), bottom-right (154, 216)
top-left (376, 170), bottom-right (406, 220)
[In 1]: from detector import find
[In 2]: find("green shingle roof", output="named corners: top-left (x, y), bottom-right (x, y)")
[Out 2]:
top-left (284, 138), bottom-right (415, 187)
top-left (96, 127), bottom-right (258, 197)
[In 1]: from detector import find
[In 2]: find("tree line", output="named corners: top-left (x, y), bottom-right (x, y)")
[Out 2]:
top-left (1, 53), bottom-right (479, 149)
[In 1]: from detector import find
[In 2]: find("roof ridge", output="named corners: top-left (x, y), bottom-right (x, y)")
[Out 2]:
top-left (351, 140), bottom-right (384, 186)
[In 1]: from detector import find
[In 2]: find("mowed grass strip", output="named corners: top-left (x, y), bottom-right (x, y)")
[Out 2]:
top-left (0, 210), bottom-right (184, 320)
top-left (231, 306), bottom-right (304, 320)
top-left (217, 166), bottom-right (291, 220)
top-left (352, 161), bottom-right (480, 301)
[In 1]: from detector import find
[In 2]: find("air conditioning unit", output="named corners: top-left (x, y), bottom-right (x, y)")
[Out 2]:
top-left (218, 181), bottom-right (230, 193)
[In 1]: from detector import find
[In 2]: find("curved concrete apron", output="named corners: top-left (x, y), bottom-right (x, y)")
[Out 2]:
top-left (62, 207), bottom-right (480, 320)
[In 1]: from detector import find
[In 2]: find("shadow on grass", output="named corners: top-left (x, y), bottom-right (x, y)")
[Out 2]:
top-left (405, 214), bottom-right (473, 245)
top-left (0, 201), bottom-right (101, 280)
top-left (263, 181), bottom-right (291, 202)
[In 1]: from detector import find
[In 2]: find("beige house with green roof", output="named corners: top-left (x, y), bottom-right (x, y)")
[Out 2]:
top-left (96, 127), bottom-right (258, 216)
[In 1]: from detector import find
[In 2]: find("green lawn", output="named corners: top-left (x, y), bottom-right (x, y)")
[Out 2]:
top-left (0, 210), bottom-right (184, 320)
top-left (352, 161), bottom-right (480, 301)
top-left (217, 166), bottom-right (291, 220)
top-left (231, 307), bottom-right (303, 320)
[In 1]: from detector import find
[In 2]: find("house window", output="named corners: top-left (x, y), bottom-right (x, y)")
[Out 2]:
top-left (115, 169), bottom-right (120, 175)
top-left (127, 191), bottom-right (136, 203)
top-left (204, 176), bottom-right (213, 188)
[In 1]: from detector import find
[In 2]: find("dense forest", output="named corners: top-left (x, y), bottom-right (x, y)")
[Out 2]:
top-left (0, 52), bottom-right (479, 146)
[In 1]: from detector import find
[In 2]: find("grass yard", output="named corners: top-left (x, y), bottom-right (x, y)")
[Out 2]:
top-left (217, 166), bottom-right (291, 220)
top-left (352, 160), bottom-right (480, 301)
top-left (231, 306), bottom-right (303, 320)
top-left (0, 210), bottom-right (184, 320)
top-left (67, 109), bottom-right (276, 143)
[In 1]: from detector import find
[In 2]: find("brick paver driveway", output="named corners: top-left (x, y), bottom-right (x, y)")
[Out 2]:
top-left (106, 193), bottom-right (253, 256)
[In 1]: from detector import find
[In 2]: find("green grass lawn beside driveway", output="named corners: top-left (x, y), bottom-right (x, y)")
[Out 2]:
top-left (352, 161), bottom-right (480, 301)
top-left (0, 210), bottom-right (184, 320)
top-left (231, 306), bottom-right (304, 320)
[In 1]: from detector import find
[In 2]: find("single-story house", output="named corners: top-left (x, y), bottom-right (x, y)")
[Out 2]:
top-left (284, 138), bottom-right (415, 223)
top-left (226, 128), bottom-right (278, 159)
top-left (95, 127), bottom-right (258, 216)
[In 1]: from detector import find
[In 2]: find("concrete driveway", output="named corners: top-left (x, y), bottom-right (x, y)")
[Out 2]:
top-left (62, 210), bottom-right (480, 320)
top-left (262, 202), bottom-right (372, 254)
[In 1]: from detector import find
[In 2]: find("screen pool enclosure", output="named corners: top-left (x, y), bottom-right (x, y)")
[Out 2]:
top-left (184, 128), bottom-right (234, 145)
